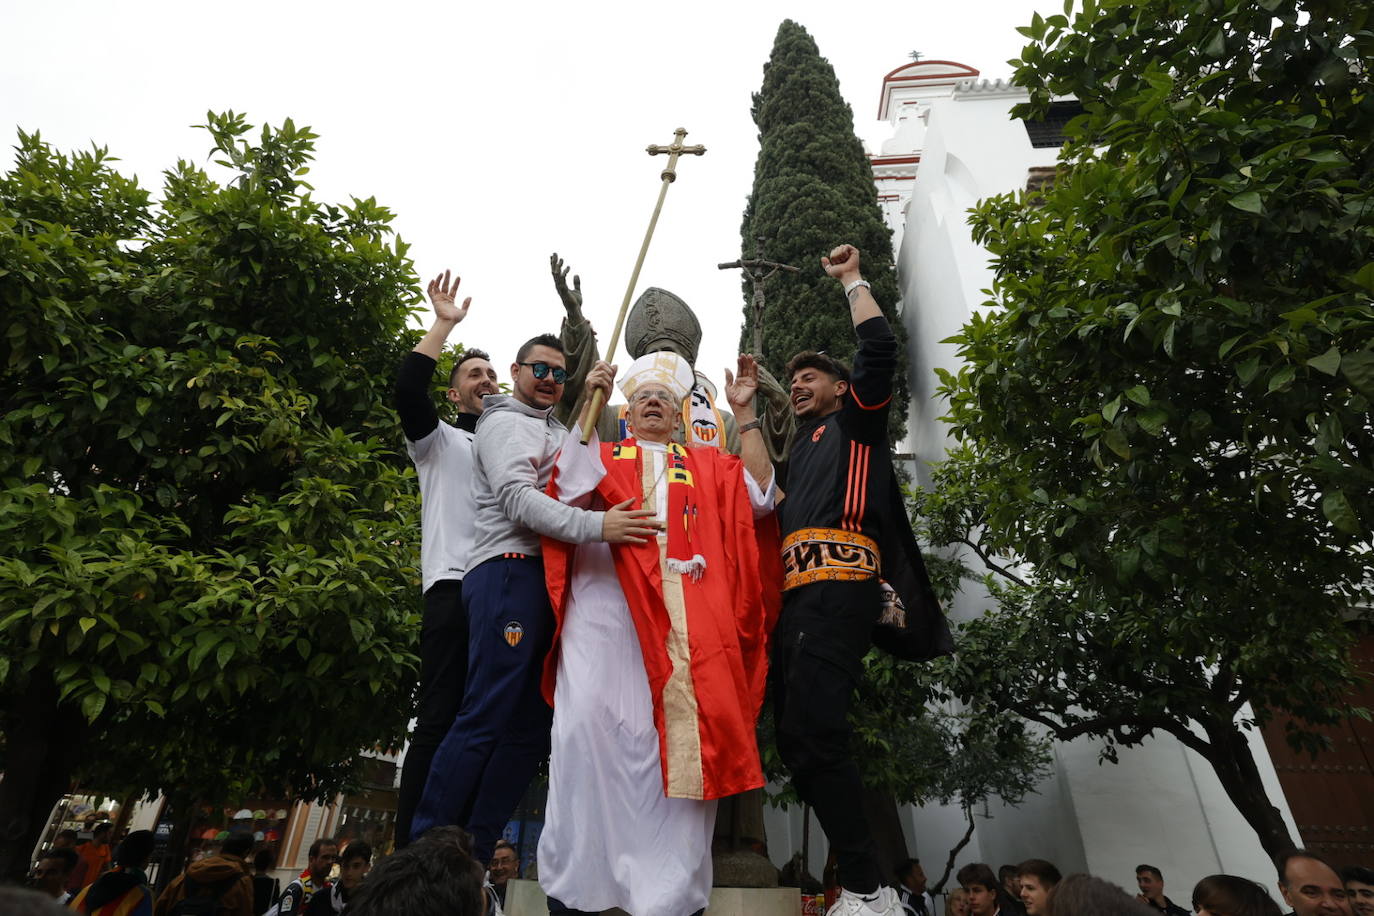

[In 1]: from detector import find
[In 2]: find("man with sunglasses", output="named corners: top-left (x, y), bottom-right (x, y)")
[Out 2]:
top-left (411, 333), bottom-right (657, 866)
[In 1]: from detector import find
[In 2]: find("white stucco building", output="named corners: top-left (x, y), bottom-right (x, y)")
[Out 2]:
top-left (764, 58), bottom-right (1302, 908)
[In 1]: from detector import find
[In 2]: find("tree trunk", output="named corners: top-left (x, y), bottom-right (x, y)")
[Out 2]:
top-left (153, 792), bottom-right (199, 894)
top-left (931, 806), bottom-right (976, 895)
top-left (859, 788), bottom-right (910, 888)
top-left (1198, 718), bottom-right (1298, 857)
top-left (0, 675), bottom-right (86, 881)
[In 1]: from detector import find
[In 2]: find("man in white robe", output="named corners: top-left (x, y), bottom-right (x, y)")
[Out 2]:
top-left (537, 352), bottom-right (780, 916)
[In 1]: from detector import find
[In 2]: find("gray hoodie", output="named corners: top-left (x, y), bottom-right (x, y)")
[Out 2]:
top-left (466, 393), bottom-right (604, 571)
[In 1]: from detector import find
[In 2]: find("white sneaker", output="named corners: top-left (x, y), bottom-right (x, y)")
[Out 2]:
top-left (826, 886), bottom-right (903, 916)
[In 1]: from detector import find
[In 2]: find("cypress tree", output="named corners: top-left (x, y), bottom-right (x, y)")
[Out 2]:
top-left (741, 19), bottom-right (908, 441)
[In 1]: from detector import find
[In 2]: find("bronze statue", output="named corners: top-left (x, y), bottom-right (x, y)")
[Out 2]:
top-left (550, 253), bottom-right (794, 462)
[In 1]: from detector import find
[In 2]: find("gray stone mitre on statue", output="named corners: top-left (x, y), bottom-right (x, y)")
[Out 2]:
top-left (626, 287), bottom-right (702, 365)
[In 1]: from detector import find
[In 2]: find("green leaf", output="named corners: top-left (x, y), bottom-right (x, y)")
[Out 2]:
top-left (1306, 347), bottom-right (1341, 376)
top-left (1322, 491), bottom-right (1359, 535)
top-left (1102, 428), bottom-right (1131, 459)
top-left (82, 692), bottom-right (107, 722)
top-left (1228, 191), bottom-right (1263, 214)
top-left (1340, 351), bottom-right (1374, 398)
top-left (1267, 366), bottom-right (1295, 393)
top-left (1125, 385), bottom-right (1150, 406)
top-left (1102, 395), bottom-right (1122, 424)
top-left (1137, 409), bottom-right (1168, 436)
top-left (1352, 263), bottom-right (1374, 292)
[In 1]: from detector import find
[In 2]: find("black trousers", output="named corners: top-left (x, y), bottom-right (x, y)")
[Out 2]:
top-left (771, 577), bottom-right (883, 895)
top-left (395, 578), bottom-right (470, 848)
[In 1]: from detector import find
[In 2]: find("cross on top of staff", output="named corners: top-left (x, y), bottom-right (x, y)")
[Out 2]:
top-left (646, 127), bottom-right (706, 183)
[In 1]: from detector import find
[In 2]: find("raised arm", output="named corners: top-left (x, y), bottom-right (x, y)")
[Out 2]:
top-left (395, 269), bottom-right (470, 442)
top-left (821, 244), bottom-right (880, 328)
top-left (550, 253), bottom-right (602, 426)
top-left (725, 354), bottom-right (775, 493)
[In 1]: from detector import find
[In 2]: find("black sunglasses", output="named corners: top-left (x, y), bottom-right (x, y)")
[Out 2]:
top-left (518, 361), bottom-right (567, 384)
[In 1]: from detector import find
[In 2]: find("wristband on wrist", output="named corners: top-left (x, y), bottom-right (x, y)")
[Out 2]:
top-left (738, 419), bottom-right (762, 433)
top-left (843, 278), bottom-right (871, 298)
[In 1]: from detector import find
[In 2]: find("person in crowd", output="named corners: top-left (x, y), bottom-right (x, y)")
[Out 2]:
top-left (1191, 874), bottom-right (1282, 916)
top-left (155, 832), bottom-right (255, 916)
top-left (1340, 867), bottom-right (1374, 916)
top-left (307, 842), bottom-right (371, 915)
top-left (3, 887), bottom-right (71, 916)
top-left (394, 270), bottom-right (500, 848)
top-left (1000, 867), bottom-right (1028, 915)
top-left (536, 351), bottom-right (779, 916)
top-left (69, 830), bottom-right (156, 916)
top-left (252, 850), bottom-right (280, 916)
top-left (961, 864), bottom-right (1014, 916)
top-left (1275, 849), bottom-right (1353, 916)
top-left (34, 848), bottom-right (78, 905)
top-left (1136, 865), bottom-right (1190, 916)
top-left (267, 838), bottom-right (338, 916)
top-left (346, 828), bottom-right (484, 916)
top-left (1017, 859), bottom-right (1062, 916)
top-left (410, 334), bottom-right (656, 859)
top-left (70, 823), bottom-right (114, 893)
top-left (947, 889), bottom-right (971, 916)
top-left (54, 830), bottom-right (80, 850)
top-left (488, 841), bottom-right (518, 910)
top-left (771, 244), bottom-right (950, 916)
top-left (894, 859), bottom-right (932, 916)
top-left (1047, 874), bottom-right (1155, 916)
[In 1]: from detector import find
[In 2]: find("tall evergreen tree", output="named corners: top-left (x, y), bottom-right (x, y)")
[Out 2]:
top-left (742, 19), bottom-right (908, 441)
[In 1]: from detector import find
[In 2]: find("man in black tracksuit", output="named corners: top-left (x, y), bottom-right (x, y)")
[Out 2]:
top-left (773, 244), bottom-right (950, 916)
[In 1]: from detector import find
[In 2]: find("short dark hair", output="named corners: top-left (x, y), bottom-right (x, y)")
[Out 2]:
top-left (958, 863), bottom-right (1000, 892)
top-left (254, 849), bottom-right (276, 871)
top-left (42, 847), bottom-right (78, 872)
top-left (1000, 865), bottom-right (1020, 882)
top-left (343, 841), bottom-right (374, 865)
top-left (493, 840), bottom-right (516, 855)
top-left (1343, 865), bottom-right (1374, 886)
top-left (785, 351), bottom-right (850, 385)
top-left (347, 829), bottom-right (483, 916)
top-left (449, 348), bottom-right (493, 389)
top-left (1019, 859), bottom-right (1063, 888)
top-left (221, 832), bottom-right (255, 859)
top-left (1047, 874), bottom-right (1155, 916)
top-left (114, 830), bottom-right (156, 869)
top-left (309, 837), bottom-right (338, 859)
top-left (515, 334), bottom-right (563, 364)
top-left (1275, 848), bottom-right (1339, 885)
top-left (91, 823), bottom-right (112, 837)
top-left (56, 830), bottom-right (78, 843)
top-left (1136, 865), bottom-right (1163, 880)
top-left (1192, 874), bottom-right (1282, 916)
top-left (895, 858), bottom-right (921, 882)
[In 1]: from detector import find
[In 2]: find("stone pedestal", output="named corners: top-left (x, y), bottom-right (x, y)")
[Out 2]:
top-left (504, 879), bottom-right (799, 916)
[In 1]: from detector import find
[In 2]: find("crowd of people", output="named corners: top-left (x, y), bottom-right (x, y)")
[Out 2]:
top-left (16, 827), bottom-right (1374, 916)
top-left (888, 850), bottom-right (1374, 916)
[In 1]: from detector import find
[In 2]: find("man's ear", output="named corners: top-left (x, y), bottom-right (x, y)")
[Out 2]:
top-left (446, 387), bottom-right (462, 404)
top-left (510, 363), bottom-right (521, 382)
top-left (835, 378), bottom-right (850, 398)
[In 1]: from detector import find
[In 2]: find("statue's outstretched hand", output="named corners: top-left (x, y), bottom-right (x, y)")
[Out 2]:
top-left (550, 253), bottom-right (584, 322)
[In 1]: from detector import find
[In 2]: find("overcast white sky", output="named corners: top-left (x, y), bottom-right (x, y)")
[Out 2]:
top-left (2, 0), bottom-right (1055, 395)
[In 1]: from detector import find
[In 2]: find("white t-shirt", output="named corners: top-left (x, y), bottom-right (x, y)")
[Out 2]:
top-left (407, 420), bottom-right (477, 593)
